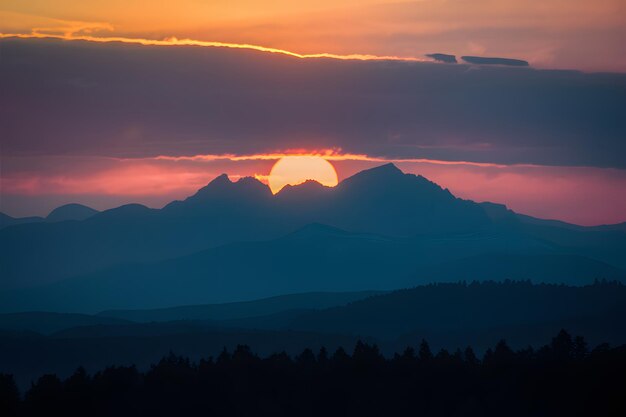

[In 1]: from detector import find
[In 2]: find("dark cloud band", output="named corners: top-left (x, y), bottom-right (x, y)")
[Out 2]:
top-left (1, 37), bottom-right (625, 170)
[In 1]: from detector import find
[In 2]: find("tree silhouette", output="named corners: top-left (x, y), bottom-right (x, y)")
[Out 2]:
top-left (419, 339), bottom-right (434, 362)
top-left (24, 374), bottom-right (63, 415)
top-left (2, 330), bottom-right (625, 417)
top-left (573, 335), bottom-right (588, 359)
top-left (0, 374), bottom-right (19, 416)
top-left (464, 346), bottom-right (479, 365)
top-left (551, 329), bottom-right (574, 359)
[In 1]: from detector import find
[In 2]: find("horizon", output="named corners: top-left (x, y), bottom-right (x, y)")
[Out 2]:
top-left (3, 161), bottom-right (625, 227)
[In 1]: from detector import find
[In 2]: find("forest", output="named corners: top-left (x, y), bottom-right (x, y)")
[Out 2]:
top-left (1, 329), bottom-right (624, 417)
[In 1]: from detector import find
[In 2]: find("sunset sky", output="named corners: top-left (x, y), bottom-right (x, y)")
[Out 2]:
top-left (1, 1), bottom-right (626, 225)
top-left (2, 0), bottom-right (626, 71)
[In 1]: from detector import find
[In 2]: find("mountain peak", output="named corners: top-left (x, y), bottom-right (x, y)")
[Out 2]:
top-left (339, 162), bottom-right (451, 195)
top-left (354, 163), bottom-right (404, 179)
top-left (369, 162), bottom-right (403, 175)
top-left (338, 162), bottom-right (405, 190)
top-left (275, 180), bottom-right (333, 203)
top-left (235, 176), bottom-right (263, 186)
top-left (92, 204), bottom-right (152, 221)
top-left (209, 173), bottom-right (232, 186)
top-left (200, 174), bottom-right (271, 194)
top-left (166, 173), bottom-right (271, 211)
top-left (278, 179), bottom-right (327, 193)
top-left (234, 176), bottom-right (272, 196)
top-left (192, 174), bottom-right (233, 196)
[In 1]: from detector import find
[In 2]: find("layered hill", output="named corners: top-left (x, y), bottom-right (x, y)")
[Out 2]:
top-left (0, 213), bottom-right (44, 230)
top-left (0, 164), bottom-right (491, 289)
top-left (0, 204), bottom-right (98, 230)
top-left (3, 222), bottom-right (624, 312)
top-left (1, 281), bottom-right (625, 390)
top-left (45, 203), bottom-right (98, 222)
top-left (1, 164), bottom-right (625, 312)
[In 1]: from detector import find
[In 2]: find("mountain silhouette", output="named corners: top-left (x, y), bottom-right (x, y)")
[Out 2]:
top-left (275, 180), bottom-right (333, 206)
top-left (0, 312), bottom-right (130, 335)
top-left (0, 203), bottom-right (98, 230)
top-left (2, 223), bottom-right (624, 312)
top-left (0, 164), bottom-right (624, 310)
top-left (0, 212), bottom-right (44, 230)
top-left (164, 174), bottom-right (273, 214)
top-left (328, 163), bottom-right (489, 234)
top-left (96, 290), bottom-right (384, 323)
top-left (46, 203), bottom-right (99, 222)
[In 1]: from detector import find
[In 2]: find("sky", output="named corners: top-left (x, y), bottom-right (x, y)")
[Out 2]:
top-left (2, 0), bottom-right (626, 71)
top-left (1, 1), bottom-right (626, 225)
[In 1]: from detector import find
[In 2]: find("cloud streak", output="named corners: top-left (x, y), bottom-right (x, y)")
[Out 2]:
top-left (153, 150), bottom-right (522, 168)
top-left (3, 37), bottom-right (624, 168)
top-left (0, 32), bottom-right (427, 62)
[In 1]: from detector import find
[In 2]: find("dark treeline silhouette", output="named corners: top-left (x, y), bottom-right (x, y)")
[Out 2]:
top-left (1, 330), bottom-right (624, 417)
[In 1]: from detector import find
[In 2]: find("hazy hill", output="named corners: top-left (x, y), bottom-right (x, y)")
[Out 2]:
top-left (0, 212), bottom-right (43, 230)
top-left (7, 220), bottom-right (624, 313)
top-left (0, 164), bottom-right (493, 289)
top-left (0, 312), bottom-right (130, 335)
top-left (287, 281), bottom-right (626, 345)
top-left (0, 224), bottom-right (421, 311)
top-left (414, 253), bottom-right (625, 283)
top-left (46, 203), bottom-right (98, 222)
top-left (97, 290), bottom-right (384, 322)
top-left (2, 281), bottom-right (625, 391)
top-left (0, 327), bottom-right (367, 391)
top-left (0, 291), bottom-right (381, 336)
top-left (1, 164), bottom-right (625, 309)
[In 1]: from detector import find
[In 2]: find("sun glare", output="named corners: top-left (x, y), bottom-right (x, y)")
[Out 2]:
top-left (268, 156), bottom-right (338, 194)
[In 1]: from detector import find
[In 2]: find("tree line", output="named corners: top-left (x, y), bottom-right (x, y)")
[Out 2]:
top-left (1, 329), bottom-right (624, 416)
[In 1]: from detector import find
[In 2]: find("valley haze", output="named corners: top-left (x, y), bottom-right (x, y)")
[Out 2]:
top-left (1, 164), bottom-right (624, 313)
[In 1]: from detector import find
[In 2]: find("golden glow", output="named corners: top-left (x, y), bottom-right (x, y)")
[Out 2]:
top-left (0, 32), bottom-right (425, 62)
top-left (153, 149), bottom-right (517, 168)
top-left (268, 156), bottom-right (338, 194)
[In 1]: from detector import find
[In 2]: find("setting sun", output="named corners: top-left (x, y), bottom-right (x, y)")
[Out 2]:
top-left (268, 156), bottom-right (338, 194)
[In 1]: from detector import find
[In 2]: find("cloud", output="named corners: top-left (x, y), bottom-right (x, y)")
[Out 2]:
top-left (0, 32), bottom-right (426, 62)
top-left (461, 56), bottom-right (528, 66)
top-left (0, 10), bottom-right (114, 38)
top-left (1, 37), bottom-right (625, 168)
top-left (2, 0), bottom-right (626, 71)
top-left (426, 53), bottom-right (457, 63)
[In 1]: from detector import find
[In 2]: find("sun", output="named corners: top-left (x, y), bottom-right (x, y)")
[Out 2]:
top-left (268, 156), bottom-right (339, 194)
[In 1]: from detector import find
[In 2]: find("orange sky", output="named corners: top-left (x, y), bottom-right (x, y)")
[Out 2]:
top-left (2, 0), bottom-right (626, 71)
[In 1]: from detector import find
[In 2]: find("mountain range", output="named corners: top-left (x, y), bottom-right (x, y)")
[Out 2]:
top-left (0, 203), bottom-right (99, 229)
top-left (1, 163), bottom-right (625, 312)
